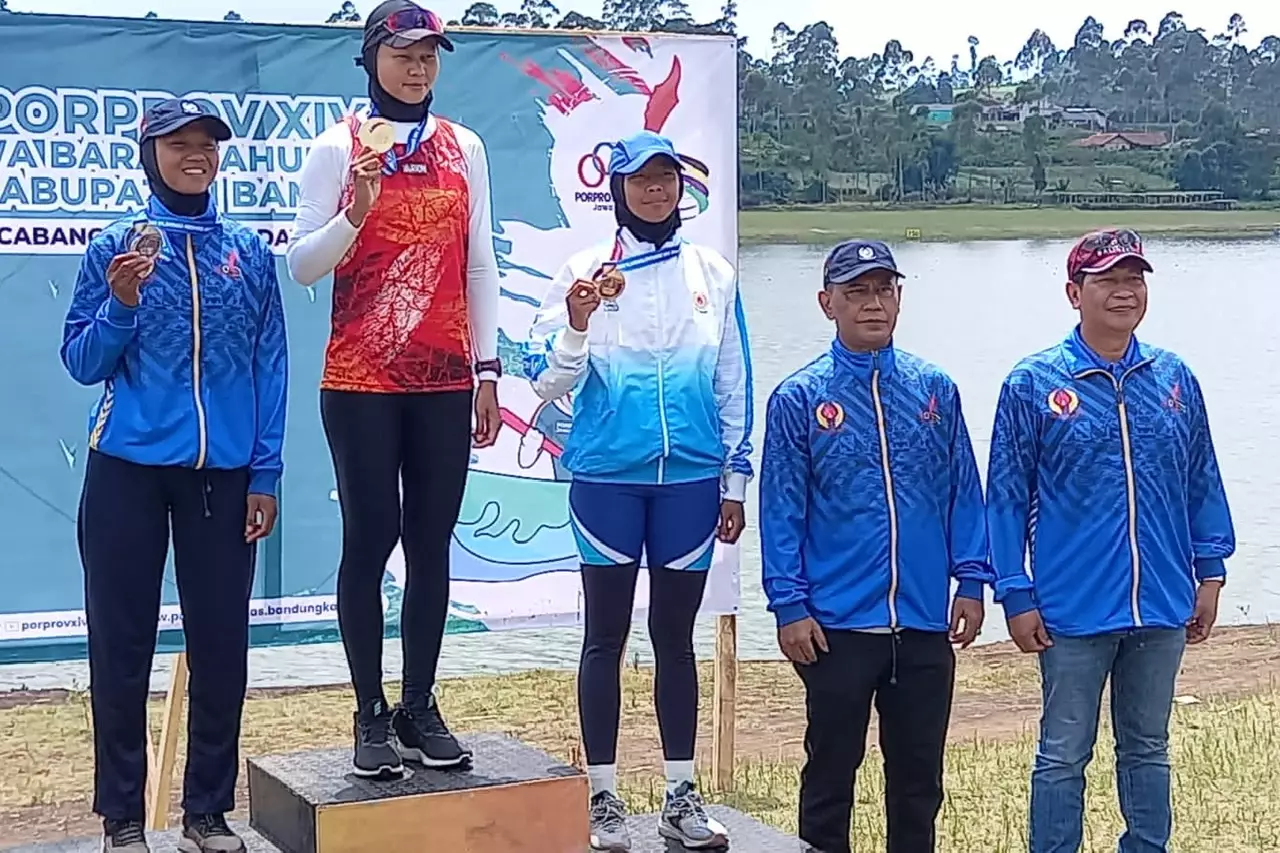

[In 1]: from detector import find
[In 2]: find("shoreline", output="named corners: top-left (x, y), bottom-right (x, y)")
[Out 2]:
top-left (2, 625), bottom-right (1277, 849)
top-left (738, 206), bottom-right (1280, 244)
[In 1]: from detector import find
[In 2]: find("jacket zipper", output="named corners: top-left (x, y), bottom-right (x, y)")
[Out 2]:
top-left (654, 266), bottom-right (670, 484)
top-left (185, 235), bottom-right (208, 469)
top-left (870, 352), bottom-right (900, 629)
top-left (1078, 364), bottom-right (1148, 627)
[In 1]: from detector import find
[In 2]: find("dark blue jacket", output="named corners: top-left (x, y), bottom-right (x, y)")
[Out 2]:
top-left (60, 197), bottom-right (288, 495)
top-left (986, 327), bottom-right (1235, 636)
top-left (760, 339), bottom-right (994, 632)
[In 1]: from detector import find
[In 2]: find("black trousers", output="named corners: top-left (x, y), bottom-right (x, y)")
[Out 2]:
top-left (320, 389), bottom-right (473, 711)
top-left (79, 450), bottom-right (255, 821)
top-left (795, 629), bottom-right (956, 853)
top-left (577, 564), bottom-right (708, 765)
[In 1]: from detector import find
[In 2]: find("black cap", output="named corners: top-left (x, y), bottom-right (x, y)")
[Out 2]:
top-left (139, 99), bottom-right (232, 143)
top-left (823, 239), bottom-right (904, 285)
top-left (362, 0), bottom-right (454, 56)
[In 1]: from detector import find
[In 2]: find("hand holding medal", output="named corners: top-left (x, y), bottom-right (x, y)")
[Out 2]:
top-left (348, 118), bottom-right (391, 226)
top-left (566, 277), bottom-right (601, 332)
top-left (107, 224), bottom-right (161, 308)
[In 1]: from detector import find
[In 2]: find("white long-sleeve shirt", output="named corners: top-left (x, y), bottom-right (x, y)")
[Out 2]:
top-left (286, 111), bottom-right (500, 379)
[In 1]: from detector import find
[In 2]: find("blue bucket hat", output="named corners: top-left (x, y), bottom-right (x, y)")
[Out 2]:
top-left (608, 130), bottom-right (681, 176)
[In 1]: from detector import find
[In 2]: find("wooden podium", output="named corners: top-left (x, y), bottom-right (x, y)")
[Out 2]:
top-left (245, 732), bottom-right (588, 853)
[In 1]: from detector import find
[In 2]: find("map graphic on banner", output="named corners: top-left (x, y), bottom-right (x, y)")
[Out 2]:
top-left (0, 14), bottom-right (740, 662)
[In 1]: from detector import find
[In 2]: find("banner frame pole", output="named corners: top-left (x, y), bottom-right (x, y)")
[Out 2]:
top-left (146, 652), bottom-right (189, 831)
top-left (711, 613), bottom-right (737, 792)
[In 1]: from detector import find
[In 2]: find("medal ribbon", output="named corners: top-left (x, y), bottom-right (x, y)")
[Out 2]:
top-left (144, 214), bottom-right (220, 235)
top-left (367, 108), bottom-right (429, 177)
top-left (603, 228), bottom-right (683, 274)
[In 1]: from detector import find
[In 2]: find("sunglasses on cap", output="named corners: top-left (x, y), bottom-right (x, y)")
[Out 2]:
top-left (1079, 228), bottom-right (1142, 254)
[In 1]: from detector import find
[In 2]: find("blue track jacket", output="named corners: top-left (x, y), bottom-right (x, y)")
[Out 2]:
top-left (523, 229), bottom-right (754, 500)
top-left (60, 197), bottom-right (288, 496)
top-left (986, 327), bottom-right (1235, 636)
top-left (760, 340), bottom-right (993, 632)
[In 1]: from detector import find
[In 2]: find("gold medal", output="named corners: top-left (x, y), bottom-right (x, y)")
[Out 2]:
top-left (594, 263), bottom-right (626, 300)
top-left (130, 223), bottom-right (163, 259)
top-left (357, 118), bottom-right (396, 154)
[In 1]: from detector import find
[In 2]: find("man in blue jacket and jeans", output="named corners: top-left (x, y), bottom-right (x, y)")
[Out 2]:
top-left (760, 239), bottom-right (993, 853)
top-left (60, 99), bottom-right (288, 853)
top-left (986, 229), bottom-right (1235, 853)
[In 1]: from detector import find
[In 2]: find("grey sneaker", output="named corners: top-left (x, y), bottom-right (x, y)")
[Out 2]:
top-left (658, 782), bottom-right (729, 849)
top-left (101, 820), bottom-right (149, 852)
top-left (588, 790), bottom-right (631, 851)
top-left (176, 813), bottom-right (246, 853)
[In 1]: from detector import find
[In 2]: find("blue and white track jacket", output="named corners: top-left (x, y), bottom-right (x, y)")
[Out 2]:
top-left (523, 229), bottom-right (754, 500)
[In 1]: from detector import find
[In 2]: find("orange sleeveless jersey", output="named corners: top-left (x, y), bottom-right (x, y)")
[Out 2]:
top-left (321, 115), bottom-right (474, 394)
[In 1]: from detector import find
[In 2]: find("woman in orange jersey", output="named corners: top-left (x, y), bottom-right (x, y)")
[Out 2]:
top-left (286, 0), bottom-right (501, 779)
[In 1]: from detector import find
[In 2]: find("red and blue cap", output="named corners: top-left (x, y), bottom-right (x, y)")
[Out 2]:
top-left (1067, 229), bottom-right (1153, 280)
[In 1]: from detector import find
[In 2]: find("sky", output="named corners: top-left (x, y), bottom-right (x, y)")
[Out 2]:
top-left (10, 0), bottom-right (1280, 63)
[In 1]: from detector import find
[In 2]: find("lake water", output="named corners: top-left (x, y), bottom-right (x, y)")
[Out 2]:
top-left (3, 236), bottom-right (1277, 693)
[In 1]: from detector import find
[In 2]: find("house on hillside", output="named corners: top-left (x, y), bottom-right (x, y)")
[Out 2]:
top-left (1052, 107), bottom-right (1109, 131)
top-left (1070, 131), bottom-right (1169, 151)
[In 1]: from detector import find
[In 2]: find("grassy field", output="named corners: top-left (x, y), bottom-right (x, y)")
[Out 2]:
top-left (739, 206), bottom-right (1280, 244)
top-left (3, 627), bottom-right (1279, 851)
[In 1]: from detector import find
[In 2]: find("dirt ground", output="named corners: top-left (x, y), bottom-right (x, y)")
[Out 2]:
top-left (2, 625), bottom-right (1277, 849)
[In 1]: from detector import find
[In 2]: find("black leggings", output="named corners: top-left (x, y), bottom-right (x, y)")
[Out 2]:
top-left (578, 563), bottom-right (709, 764)
top-left (320, 388), bottom-right (473, 710)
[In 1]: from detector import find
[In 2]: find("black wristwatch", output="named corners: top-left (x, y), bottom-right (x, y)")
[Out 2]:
top-left (475, 358), bottom-right (502, 378)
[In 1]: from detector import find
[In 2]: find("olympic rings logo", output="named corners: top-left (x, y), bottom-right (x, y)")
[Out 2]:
top-left (576, 142), bottom-right (615, 189)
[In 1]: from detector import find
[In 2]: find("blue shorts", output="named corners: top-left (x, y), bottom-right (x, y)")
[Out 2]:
top-left (569, 478), bottom-right (721, 571)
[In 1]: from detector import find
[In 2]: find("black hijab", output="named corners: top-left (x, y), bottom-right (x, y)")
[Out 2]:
top-left (357, 0), bottom-right (433, 123)
top-left (611, 159), bottom-right (683, 249)
top-left (140, 138), bottom-right (209, 218)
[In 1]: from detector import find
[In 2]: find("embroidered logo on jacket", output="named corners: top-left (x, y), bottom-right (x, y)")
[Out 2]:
top-left (692, 291), bottom-right (710, 313)
top-left (220, 249), bottom-right (242, 280)
top-left (1046, 387), bottom-right (1081, 418)
top-left (815, 401), bottom-right (845, 431)
top-left (919, 393), bottom-right (942, 424)
top-left (1165, 382), bottom-right (1185, 412)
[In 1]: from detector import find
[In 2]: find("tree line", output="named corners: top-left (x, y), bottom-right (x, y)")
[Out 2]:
top-left (12, 0), bottom-right (1274, 204)
top-left (451, 2), bottom-right (1280, 204)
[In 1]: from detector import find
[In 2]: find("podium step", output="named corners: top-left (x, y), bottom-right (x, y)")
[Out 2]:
top-left (246, 731), bottom-right (588, 853)
top-left (3, 823), bottom-right (279, 852)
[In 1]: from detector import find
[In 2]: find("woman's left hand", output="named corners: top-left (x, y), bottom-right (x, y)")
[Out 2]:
top-left (473, 381), bottom-right (501, 448)
top-left (718, 500), bottom-right (745, 544)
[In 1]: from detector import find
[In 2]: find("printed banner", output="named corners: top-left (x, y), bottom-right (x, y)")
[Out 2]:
top-left (0, 15), bottom-right (740, 661)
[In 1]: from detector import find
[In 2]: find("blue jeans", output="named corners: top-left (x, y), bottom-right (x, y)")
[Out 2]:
top-left (1029, 628), bottom-right (1186, 853)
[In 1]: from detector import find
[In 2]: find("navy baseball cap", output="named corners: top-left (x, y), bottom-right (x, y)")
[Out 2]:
top-left (140, 99), bottom-right (232, 143)
top-left (608, 131), bottom-right (681, 176)
top-left (823, 239), bottom-right (903, 285)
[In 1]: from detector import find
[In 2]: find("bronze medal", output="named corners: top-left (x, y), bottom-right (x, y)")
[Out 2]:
top-left (130, 223), bottom-right (163, 259)
top-left (594, 263), bottom-right (626, 300)
top-left (357, 118), bottom-right (396, 154)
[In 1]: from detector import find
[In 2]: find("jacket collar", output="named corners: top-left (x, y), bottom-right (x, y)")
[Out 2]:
top-left (830, 336), bottom-right (896, 380)
top-left (1061, 324), bottom-right (1151, 378)
top-left (143, 195), bottom-right (222, 232)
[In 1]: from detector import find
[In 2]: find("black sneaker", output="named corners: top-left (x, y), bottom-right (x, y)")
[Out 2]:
top-left (352, 699), bottom-right (405, 778)
top-left (101, 819), bottom-right (149, 852)
top-left (393, 694), bottom-right (472, 769)
top-left (176, 813), bottom-right (245, 853)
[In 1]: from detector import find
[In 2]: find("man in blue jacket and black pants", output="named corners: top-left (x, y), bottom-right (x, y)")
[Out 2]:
top-left (60, 99), bottom-right (288, 853)
top-left (986, 230), bottom-right (1235, 853)
top-left (760, 239), bottom-right (993, 853)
